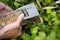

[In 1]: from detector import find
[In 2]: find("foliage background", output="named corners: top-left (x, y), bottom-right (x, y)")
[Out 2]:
top-left (0, 0), bottom-right (60, 40)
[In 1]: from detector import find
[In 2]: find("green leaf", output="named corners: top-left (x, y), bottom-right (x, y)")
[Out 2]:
top-left (31, 34), bottom-right (36, 40)
top-left (11, 39), bottom-right (17, 40)
top-left (22, 33), bottom-right (31, 40)
top-left (45, 0), bottom-right (51, 3)
top-left (44, 17), bottom-right (49, 21)
top-left (15, 0), bottom-right (25, 2)
top-left (51, 11), bottom-right (56, 16)
top-left (46, 31), bottom-right (57, 40)
top-left (47, 9), bottom-right (51, 13)
top-left (39, 32), bottom-right (46, 40)
top-left (33, 31), bottom-right (46, 40)
top-left (33, 36), bottom-right (42, 40)
top-left (14, 2), bottom-right (20, 7)
top-left (31, 27), bottom-right (39, 35)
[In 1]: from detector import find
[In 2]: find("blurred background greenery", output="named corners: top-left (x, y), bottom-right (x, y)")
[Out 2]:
top-left (0, 0), bottom-right (60, 40)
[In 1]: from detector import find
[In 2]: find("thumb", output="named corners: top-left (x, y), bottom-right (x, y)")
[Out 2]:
top-left (16, 14), bottom-right (24, 24)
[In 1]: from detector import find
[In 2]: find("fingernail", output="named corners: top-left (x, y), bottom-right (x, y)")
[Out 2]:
top-left (20, 13), bottom-right (24, 16)
top-left (16, 14), bottom-right (24, 23)
top-left (20, 14), bottom-right (24, 18)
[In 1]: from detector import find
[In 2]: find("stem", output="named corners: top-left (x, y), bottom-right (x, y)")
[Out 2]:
top-left (36, 0), bottom-right (42, 9)
top-left (38, 15), bottom-right (43, 23)
top-left (36, 0), bottom-right (43, 23)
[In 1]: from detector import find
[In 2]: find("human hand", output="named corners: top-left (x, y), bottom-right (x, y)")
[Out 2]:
top-left (0, 14), bottom-right (24, 39)
top-left (0, 2), bottom-right (12, 13)
top-left (0, 2), bottom-right (24, 39)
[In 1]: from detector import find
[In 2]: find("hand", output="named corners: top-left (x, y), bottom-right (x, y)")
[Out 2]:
top-left (0, 2), bottom-right (24, 39)
top-left (0, 14), bottom-right (24, 39)
top-left (0, 2), bottom-right (12, 13)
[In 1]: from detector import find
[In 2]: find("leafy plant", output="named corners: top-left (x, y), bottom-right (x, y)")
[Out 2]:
top-left (0, 0), bottom-right (60, 40)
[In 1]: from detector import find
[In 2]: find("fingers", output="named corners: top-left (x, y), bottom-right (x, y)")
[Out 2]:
top-left (0, 6), bottom-right (13, 13)
top-left (2, 14), bottom-right (24, 32)
top-left (0, 2), bottom-right (12, 13)
top-left (0, 2), bottom-right (5, 10)
top-left (1, 28), bottom-right (21, 39)
top-left (16, 14), bottom-right (24, 24)
top-left (4, 5), bottom-right (13, 11)
top-left (0, 10), bottom-right (8, 13)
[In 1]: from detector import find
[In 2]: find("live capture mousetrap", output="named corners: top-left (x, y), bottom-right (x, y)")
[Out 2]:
top-left (0, 3), bottom-right (39, 27)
